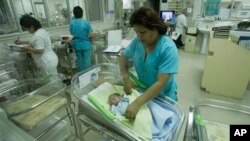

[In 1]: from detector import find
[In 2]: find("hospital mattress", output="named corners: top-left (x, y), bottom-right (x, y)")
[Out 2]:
top-left (3, 94), bottom-right (47, 115)
top-left (12, 97), bottom-right (67, 130)
top-left (72, 63), bottom-right (184, 141)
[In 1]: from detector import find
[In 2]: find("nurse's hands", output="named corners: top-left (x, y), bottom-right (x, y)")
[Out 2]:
top-left (125, 100), bottom-right (140, 120)
top-left (15, 40), bottom-right (26, 45)
top-left (123, 77), bottom-right (134, 95)
top-left (21, 46), bottom-right (31, 53)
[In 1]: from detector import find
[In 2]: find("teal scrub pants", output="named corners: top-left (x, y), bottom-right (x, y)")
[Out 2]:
top-left (75, 50), bottom-right (91, 71)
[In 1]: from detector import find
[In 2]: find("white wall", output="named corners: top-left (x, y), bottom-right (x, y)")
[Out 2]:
top-left (13, 0), bottom-right (33, 16)
top-left (160, 2), bottom-right (168, 11)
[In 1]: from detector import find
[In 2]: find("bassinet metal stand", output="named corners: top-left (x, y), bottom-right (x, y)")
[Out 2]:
top-left (55, 41), bottom-right (76, 79)
top-left (63, 78), bottom-right (82, 140)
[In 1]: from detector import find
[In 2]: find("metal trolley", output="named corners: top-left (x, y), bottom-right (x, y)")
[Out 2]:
top-left (184, 98), bottom-right (250, 141)
top-left (53, 39), bottom-right (76, 78)
top-left (71, 63), bottom-right (185, 141)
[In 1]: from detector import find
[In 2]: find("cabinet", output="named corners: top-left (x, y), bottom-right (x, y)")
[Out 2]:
top-left (185, 35), bottom-right (198, 53)
top-left (167, 2), bottom-right (183, 15)
top-left (201, 38), bottom-right (250, 99)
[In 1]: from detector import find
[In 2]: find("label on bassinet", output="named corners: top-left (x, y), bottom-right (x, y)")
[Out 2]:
top-left (79, 68), bottom-right (100, 89)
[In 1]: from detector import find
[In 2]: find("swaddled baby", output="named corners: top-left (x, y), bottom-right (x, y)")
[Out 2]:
top-left (108, 93), bottom-right (130, 116)
top-left (108, 92), bottom-right (153, 140)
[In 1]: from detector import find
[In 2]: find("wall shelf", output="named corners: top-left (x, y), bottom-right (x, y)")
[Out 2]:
top-left (167, 2), bottom-right (184, 15)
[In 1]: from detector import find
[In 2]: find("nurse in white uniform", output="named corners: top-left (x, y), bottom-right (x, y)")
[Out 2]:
top-left (15, 14), bottom-right (58, 77)
top-left (175, 8), bottom-right (188, 48)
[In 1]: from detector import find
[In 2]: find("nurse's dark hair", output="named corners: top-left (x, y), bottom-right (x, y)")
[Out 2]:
top-left (129, 6), bottom-right (167, 35)
top-left (20, 14), bottom-right (41, 31)
top-left (73, 6), bottom-right (83, 18)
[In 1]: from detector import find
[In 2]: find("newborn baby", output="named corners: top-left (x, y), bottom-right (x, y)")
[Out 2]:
top-left (108, 93), bottom-right (130, 116)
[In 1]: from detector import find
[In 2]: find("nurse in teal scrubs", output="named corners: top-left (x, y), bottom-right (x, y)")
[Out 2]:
top-left (119, 7), bottom-right (178, 120)
top-left (70, 6), bottom-right (94, 71)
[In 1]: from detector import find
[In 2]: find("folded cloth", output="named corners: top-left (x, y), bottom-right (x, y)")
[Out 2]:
top-left (148, 100), bottom-right (178, 141)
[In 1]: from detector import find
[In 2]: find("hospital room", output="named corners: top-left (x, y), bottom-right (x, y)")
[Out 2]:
top-left (0, 0), bottom-right (250, 141)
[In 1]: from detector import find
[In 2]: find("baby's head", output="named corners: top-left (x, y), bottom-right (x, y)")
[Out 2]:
top-left (108, 93), bottom-right (121, 106)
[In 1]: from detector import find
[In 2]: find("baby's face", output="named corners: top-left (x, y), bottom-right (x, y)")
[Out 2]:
top-left (109, 94), bottom-right (121, 106)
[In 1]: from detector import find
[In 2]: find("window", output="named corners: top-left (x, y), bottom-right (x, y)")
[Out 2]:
top-left (0, 0), bottom-right (18, 35)
top-left (69, 0), bottom-right (83, 18)
top-left (202, 0), bottom-right (249, 20)
top-left (47, 0), bottom-right (70, 27)
top-left (33, 0), bottom-right (48, 27)
top-left (85, 0), bottom-right (103, 22)
top-left (204, 0), bottom-right (221, 16)
top-left (0, 0), bottom-right (101, 37)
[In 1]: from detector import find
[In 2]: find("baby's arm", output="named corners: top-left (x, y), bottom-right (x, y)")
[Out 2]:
top-left (121, 95), bottom-right (130, 102)
top-left (110, 105), bottom-right (121, 115)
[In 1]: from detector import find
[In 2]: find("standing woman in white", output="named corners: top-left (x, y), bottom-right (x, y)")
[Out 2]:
top-left (175, 8), bottom-right (188, 48)
top-left (15, 15), bottom-right (59, 77)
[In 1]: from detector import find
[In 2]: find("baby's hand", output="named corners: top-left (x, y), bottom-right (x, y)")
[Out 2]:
top-left (21, 46), bottom-right (31, 53)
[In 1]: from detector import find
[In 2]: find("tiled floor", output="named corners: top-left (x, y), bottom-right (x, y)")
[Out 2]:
top-left (72, 49), bottom-right (250, 141)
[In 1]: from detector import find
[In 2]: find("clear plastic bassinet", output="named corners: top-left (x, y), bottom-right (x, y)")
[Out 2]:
top-left (71, 63), bottom-right (185, 141)
top-left (0, 61), bottom-right (21, 91)
top-left (0, 75), bottom-right (77, 141)
top-left (184, 98), bottom-right (250, 141)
